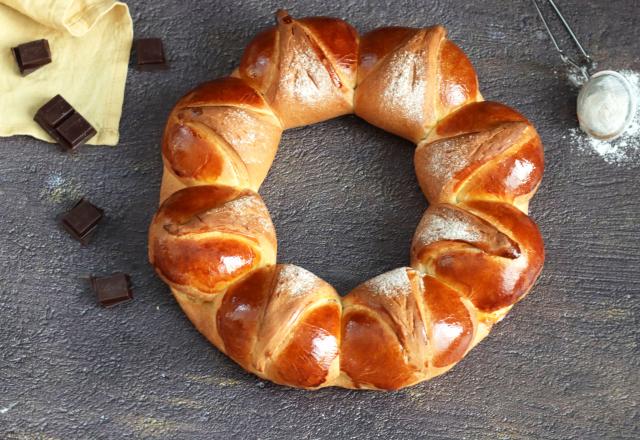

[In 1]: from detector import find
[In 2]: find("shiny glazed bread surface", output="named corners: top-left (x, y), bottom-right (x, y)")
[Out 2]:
top-left (149, 10), bottom-right (545, 390)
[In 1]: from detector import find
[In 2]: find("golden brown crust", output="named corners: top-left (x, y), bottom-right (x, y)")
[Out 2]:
top-left (297, 16), bottom-right (359, 88)
top-left (238, 11), bottom-right (358, 128)
top-left (217, 264), bottom-right (341, 388)
top-left (414, 117), bottom-right (542, 205)
top-left (341, 308), bottom-right (418, 389)
top-left (412, 201), bottom-right (544, 312)
top-left (238, 28), bottom-right (278, 95)
top-left (176, 77), bottom-right (272, 111)
top-left (148, 11), bottom-right (546, 391)
top-left (268, 301), bottom-right (341, 387)
top-left (411, 203), bottom-right (521, 260)
top-left (422, 275), bottom-right (474, 368)
top-left (354, 26), bottom-right (445, 142)
top-left (216, 266), bottom-right (276, 368)
top-left (148, 185), bottom-right (276, 298)
top-left (162, 77), bottom-right (282, 192)
top-left (357, 26), bottom-right (418, 83)
top-left (341, 268), bottom-right (426, 389)
top-left (437, 40), bottom-right (481, 115)
top-left (432, 100), bottom-right (527, 141)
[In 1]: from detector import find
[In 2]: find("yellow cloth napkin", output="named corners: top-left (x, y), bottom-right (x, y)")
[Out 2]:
top-left (0, 0), bottom-right (132, 145)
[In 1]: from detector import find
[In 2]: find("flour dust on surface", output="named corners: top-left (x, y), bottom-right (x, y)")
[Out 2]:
top-left (566, 70), bottom-right (640, 166)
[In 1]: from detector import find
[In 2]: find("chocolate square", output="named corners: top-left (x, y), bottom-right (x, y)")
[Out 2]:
top-left (34, 95), bottom-right (96, 149)
top-left (90, 273), bottom-right (133, 307)
top-left (135, 38), bottom-right (168, 70)
top-left (12, 39), bottom-right (51, 75)
top-left (61, 199), bottom-right (104, 244)
top-left (56, 113), bottom-right (97, 149)
top-left (35, 95), bottom-right (74, 128)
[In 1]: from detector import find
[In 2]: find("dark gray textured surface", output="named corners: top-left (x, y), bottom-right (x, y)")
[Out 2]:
top-left (1, 0), bottom-right (639, 438)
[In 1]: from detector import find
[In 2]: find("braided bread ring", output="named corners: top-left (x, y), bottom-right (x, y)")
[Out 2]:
top-left (148, 10), bottom-right (544, 390)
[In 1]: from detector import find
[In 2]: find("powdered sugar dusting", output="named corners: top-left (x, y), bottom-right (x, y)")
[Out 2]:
top-left (366, 268), bottom-right (411, 297)
top-left (420, 135), bottom-right (475, 198)
top-left (220, 108), bottom-right (258, 148)
top-left (226, 196), bottom-right (268, 229)
top-left (567, 70), bottom-right (640, 166)
top-left (417, 210), bottom-right (480, 248)
top-left (211, 195), bottom-right (273, 232)
top-left (279, 31), bottom-right (337, 107)
top-left (222, 195), bottom-right (261, 214)
top-left (381, 48), bottom-right (427, 126)
top-left (40, 173), bottom-right (81, 205)
top-left (425, 138), bottom-right (468, 182)
top-left (276, 265), bottom-right (319, 297)
top-left (219, 107), bottom-right (275, 166)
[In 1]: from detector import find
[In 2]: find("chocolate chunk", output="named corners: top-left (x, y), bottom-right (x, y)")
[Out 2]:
top-left (57, 113), bottom-right (97, 148)
top-left (90, 273), bottom-right (133, 307)
top-left (11, 39), bottom-right (51, 75)
top-left (135, 38), bottom-right (168, 70)
top-left (35, 95), bottom-right (74, 127)
top-left (34, 95), bottom-right (96, 149)
top-left (61, 199), bottom-right (104, 244)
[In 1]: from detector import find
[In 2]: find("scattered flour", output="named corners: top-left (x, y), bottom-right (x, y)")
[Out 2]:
top-left (566, 69), bottom-right (640, 165)
top-left (276, 265), bottom-right (318, 297)
top-left (40, 173), bottom-right (81, 205)
top-left (281, 38), bottom-right (334, 106)
top-left (380, 46), bottom-right (428, 128)
top-left (417, 208), bottom-right (480, 248)
top-left (221, 195), bottom-right (261, 215)
top-left (366, 268), bottom-right (411, 297)
top-left (217, 195), bottom-right (273, 232)
top-left (0, 402), bottom-right (17, 414)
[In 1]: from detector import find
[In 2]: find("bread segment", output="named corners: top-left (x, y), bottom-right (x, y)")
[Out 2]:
top-left (162, 77), bottom-right (282, 192)
top-left (238, 10), bottom-right (358, 128)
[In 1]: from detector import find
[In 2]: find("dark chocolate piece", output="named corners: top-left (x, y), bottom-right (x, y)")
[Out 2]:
top-left (34, 95), bottom-right (96, 149)
top-left (61, 199), bottom-right (104, 244)
top-left (135, 38), bottom-right (168, 70)
top-left (11, 39), bottom-right (51, 75)
top-left (57, 113), bottom-right (97, 148)
top-left (90, 273), bottom-right (133, 307)
top-left (35, 95), bottom-right (74, 127)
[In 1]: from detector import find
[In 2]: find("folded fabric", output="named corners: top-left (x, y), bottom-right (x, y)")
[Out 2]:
top-left (0, 0), bottom-right (133, 145)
